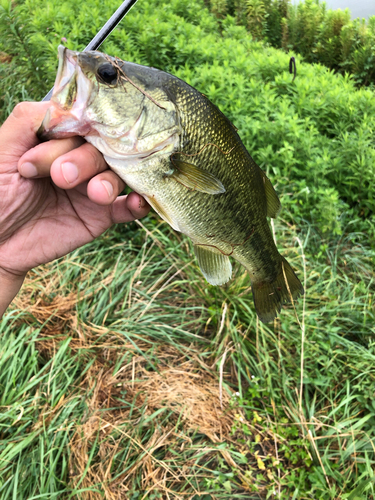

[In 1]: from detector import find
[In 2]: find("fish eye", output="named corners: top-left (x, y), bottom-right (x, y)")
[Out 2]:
top-left (97, 63), bottom-right (118, 84)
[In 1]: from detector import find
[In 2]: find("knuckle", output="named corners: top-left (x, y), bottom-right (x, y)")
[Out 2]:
top-left (67, 136), bottom-right (85, 149)
top-left (12, 102), bottom-right (30, 119)
top-left (83, 144), bottom-right (106, 172)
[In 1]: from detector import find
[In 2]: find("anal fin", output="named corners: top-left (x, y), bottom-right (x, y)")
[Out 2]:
top-left (194, 245), bottom-right (232, 286)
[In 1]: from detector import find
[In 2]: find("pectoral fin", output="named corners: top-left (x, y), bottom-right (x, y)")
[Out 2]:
top-left (194, 245), bottom-right (232, 286)
top-left (169, 159), bottom-right (225, 195)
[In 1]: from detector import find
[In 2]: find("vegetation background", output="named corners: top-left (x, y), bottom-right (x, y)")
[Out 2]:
top-left (0, 0), bottom-right (375, 498)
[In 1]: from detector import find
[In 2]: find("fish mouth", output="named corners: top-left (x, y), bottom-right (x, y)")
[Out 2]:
top-left (55, 45), bottom-right (79, 96)
top-left (37, 45), bottom-right (94, 141)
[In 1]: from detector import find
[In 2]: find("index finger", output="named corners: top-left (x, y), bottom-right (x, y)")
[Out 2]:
top-left (0, 102), bottom-right (50, 168)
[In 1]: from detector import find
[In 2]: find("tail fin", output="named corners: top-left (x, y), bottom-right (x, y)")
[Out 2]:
top-left (251, 257), bottom-right (304, 323)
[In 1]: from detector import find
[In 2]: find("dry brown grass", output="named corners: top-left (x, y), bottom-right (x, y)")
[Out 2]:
top-left (66, 347), bottom-right (239, 499)
top-left (13, 265), bottom-right (87, 330)
top-left (17, 295), bottom-right (270, 499)
top-left (0, 51), bottom-right (12, 63)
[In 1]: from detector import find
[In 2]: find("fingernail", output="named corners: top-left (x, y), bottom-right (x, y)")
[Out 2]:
top-left (20, 162), bottom-right (38, 178)
top-left (139, 196), bottom-right (146, 208)
top-left (61, 162), bottom-right (79, 184)
top-left (102, 180), bottom-right (113, 198)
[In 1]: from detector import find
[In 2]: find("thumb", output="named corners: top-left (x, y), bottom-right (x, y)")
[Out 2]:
top-left (0, 102), bottom-right (51, 170)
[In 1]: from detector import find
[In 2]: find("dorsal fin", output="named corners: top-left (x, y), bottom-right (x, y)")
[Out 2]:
top-left (261, 171), bottom-right (281, 218)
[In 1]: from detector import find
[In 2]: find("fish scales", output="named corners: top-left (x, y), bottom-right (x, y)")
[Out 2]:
top-left (159, 76), bottom-right (280, 277)
top-left (38, 46), bottom-right (304, 323)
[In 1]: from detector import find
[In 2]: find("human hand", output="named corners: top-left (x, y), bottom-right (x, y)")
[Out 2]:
top-left (0, 101), bottom-right (150, 313)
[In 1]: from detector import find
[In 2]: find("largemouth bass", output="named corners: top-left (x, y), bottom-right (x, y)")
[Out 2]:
top-left (38, 46), bottom-right (304, 323)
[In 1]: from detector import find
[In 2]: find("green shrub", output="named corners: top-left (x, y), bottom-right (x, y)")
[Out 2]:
top-left (286, 0), bottom-right (326, 59)
top-left (225, 0), bottom-right (375, 88)
top-left (1, 0), bottom-right (375, 242)
top-left (263, 0), bottom-right (289, 47)
top-left (246, 0), bottom-right (267, 39)
top-left (284, 1), bottom-right (375, 88)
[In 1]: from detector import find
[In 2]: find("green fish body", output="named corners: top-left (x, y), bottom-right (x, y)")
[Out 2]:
top-left (39, 46), bottom-right (303, 323)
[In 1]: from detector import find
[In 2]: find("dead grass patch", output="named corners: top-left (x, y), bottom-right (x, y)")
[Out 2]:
top-left (0, 51), bottom-right (12, 63)
top-left (65, 344), bottom-right (257, 499)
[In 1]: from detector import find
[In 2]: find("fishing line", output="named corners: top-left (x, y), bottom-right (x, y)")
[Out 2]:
top-left (42, 0), bottom-right (139, 101)
top-left (289, 56), bottom-right (297, 82)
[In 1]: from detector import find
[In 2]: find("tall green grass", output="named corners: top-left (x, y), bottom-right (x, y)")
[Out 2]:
top-left (1, 216), bottom-right (374, 498)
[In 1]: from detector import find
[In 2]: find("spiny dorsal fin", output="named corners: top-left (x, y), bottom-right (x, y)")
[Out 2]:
top-left (194, 245), bottom-right (232, 286)
top-left (261, 171), bottom-right (281, 218)
top-left (169, 158), bottom-right (225, 195)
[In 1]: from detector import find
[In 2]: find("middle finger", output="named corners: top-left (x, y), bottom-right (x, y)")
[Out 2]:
top-left (50, 142), bottom-right (110, 189)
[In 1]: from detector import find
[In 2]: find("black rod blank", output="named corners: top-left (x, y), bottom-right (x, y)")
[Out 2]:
top-left (42, 0), bottom-right (139, 101)
top-left (83, 0), bottom-right (138, 51)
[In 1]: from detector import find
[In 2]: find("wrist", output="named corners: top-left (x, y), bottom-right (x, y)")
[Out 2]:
top-left (0, 268), bottom-right (26, 317)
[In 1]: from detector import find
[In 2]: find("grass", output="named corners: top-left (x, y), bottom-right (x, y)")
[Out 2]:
top-left (1, 211), bottom-right (374, 499)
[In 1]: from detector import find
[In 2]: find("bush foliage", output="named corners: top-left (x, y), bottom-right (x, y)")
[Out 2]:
top-left (1, 0), bottom-right (375, 241)
top-left (213, 0), bottom-right (375, 88)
